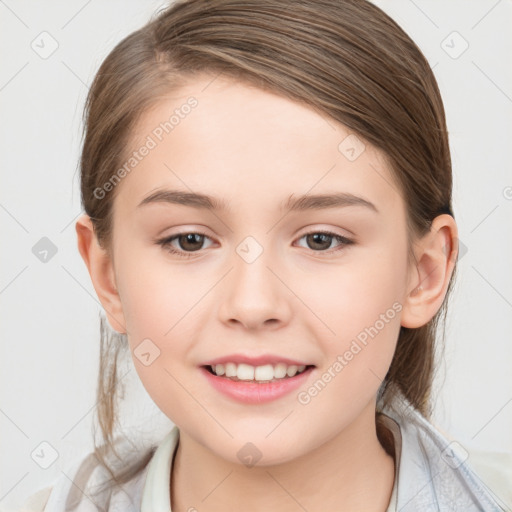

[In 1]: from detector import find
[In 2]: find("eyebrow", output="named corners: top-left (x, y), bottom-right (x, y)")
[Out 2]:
top-left (137, 189), bottom-right (378, 214)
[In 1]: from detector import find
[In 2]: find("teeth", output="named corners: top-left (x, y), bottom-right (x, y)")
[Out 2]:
top-left (286, 365), bottom-right (298, 377)
top-left (210, 362), bottom-right (308, 381)
top-left (274, 363), bottom-right (287, 379)
top-left (237, 363), bottom-right (254, 380)
top-left (254, 364), bottom-right (274, 381)
top-left (225, 362), bottom-right (237, 377)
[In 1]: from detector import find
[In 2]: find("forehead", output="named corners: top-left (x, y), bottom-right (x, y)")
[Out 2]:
top-left (114, 75), bottom-right (402, 219)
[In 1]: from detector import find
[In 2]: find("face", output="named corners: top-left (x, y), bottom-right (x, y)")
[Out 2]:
top-left (107, 74), bottom-right (414, 465)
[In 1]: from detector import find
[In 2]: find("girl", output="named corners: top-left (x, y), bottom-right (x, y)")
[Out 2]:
top-left (21, 0), bottom-right (512, 510)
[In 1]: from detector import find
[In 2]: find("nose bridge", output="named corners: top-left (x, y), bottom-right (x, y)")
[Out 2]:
top-left (232, 234), bottom-right (276, 300)
top-left (218, 233), bottom-right (290, 328)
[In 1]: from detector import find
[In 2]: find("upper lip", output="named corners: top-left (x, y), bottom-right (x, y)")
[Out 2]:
top-left (202, 354), bottom-right (314, 367)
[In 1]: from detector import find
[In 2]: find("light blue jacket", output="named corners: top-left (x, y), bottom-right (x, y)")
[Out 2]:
top-left (19, 389), bottom-right (512, 511)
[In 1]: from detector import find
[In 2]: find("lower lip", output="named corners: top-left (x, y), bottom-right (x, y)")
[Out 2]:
top-left (200, 366), bottom-right (314, 404)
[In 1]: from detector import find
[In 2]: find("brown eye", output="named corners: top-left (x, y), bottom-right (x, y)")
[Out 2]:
top-left (176, 233), bottom-right (205, 252)
top-left (156, 231), bottom-right (213, 258)
top-left (305, 233), bottom-right (333, 251)
top-left (296, 231), bottom-right (354, 253)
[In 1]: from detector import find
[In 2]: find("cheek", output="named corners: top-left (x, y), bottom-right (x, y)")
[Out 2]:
top-left (292, 245), bottom-right (405, 402)
top-left (115, 253), bottom-right (203, 422)
top-left (115, 248), bottom-right (212, 391)
top-left (292, 244), bottom-right (407, 343)
top-left (116, 243), bottom-right (202, 337)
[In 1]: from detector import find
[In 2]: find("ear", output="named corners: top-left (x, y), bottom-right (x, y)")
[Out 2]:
top-left (75, 214), bottom-right (127, 334)
top-left (401, 214), bottom-right (458, 328)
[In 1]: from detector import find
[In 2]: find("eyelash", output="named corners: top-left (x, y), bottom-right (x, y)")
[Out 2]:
top-left (155, 230), bottom-right (354, 259)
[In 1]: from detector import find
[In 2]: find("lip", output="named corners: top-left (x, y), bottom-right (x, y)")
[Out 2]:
top-left (200, 365), bottom-right (315, 404)
top-left (202, 354), bottom-right (312, 367)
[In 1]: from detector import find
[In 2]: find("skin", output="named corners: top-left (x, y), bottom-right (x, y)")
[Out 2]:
top-left (76, 74), bottom-right (458, 511)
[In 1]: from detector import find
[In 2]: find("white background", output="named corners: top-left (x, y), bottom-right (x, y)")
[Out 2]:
top-left (1, 1), bottom-right (511, 509)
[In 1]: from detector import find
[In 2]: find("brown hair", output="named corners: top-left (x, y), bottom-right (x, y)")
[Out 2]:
top-left (76, 0), bottom-right (457, 506)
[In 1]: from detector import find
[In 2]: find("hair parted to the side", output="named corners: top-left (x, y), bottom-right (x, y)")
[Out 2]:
top-left (76, 0), bottom-right (457, 505)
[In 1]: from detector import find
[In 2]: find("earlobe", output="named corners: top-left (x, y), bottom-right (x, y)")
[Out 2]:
top-left (75, 214), bottom-right (127, 334)
top-left (400, 214), bottom-right (458, 329)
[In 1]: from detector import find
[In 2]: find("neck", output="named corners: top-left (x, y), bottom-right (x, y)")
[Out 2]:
top-left (171, 400), bottom-right (395, 511)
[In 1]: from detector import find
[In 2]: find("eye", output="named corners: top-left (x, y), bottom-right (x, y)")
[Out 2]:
top-left (156, 231), bottom-right (213, 258)
top-left (155, 229), bottom-right (354, 259)
top-left (295, 230), bottom-right (354, 254)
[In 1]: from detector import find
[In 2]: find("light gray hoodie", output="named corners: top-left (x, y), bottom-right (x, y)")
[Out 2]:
top-left (19, 389), bottom-right (512, 511)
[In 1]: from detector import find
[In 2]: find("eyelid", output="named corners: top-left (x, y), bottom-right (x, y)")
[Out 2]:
top-left (293, 229), bottom-right (354, 254)
top-left (295, 224), bottom-right (354, 240)
top-left (154, 229), bottom-right (214, 253)
top-left (156, 226), bottom-right (355, 258)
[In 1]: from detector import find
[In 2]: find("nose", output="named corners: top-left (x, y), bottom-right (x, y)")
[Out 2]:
top-left (217, 239), bottom-right (292, 331)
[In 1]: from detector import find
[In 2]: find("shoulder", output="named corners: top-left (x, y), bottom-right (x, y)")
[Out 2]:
top-left (21, 445), bottom-right (153, 512)
top-left (19, 452), bottom-right (102, 512)
top-left (465, 448), bottom-right (512, 511)
top-left (379, 389), bottom-right (511, 511)
top-left (17, 486), bottom-right (53, 512)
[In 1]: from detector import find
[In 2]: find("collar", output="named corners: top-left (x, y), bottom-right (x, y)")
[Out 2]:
top-left (140, 390), bottom-right (504, 512)
top-left (141, 426), bottom-right (179, 512)
top-left (379, 388), bottom-right (504, 511)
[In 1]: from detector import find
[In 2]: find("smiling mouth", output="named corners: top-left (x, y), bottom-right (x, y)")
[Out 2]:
top-left (202, 363), bottom-right (315, 383)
